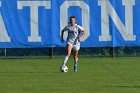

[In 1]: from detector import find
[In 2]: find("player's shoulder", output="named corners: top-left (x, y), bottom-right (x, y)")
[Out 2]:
top-left (76, 24), bottom-right (84, 30)
top-left (76, 24), bottom-right (80, 26)
top-left (66, 24), bottom-right (71, 28)
top-left (76, 24), bottom-right (82, 27)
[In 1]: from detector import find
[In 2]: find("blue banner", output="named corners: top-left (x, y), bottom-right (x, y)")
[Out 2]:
top-left (0, 0), bottom-right (139, 48)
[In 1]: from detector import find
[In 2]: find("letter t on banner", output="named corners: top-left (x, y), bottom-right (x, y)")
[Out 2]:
top-left (18, 1), bottom-right (51, 42)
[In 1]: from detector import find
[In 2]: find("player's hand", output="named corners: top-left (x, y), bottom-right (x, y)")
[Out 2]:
top-left (61, 38), bottom-right (64, 43)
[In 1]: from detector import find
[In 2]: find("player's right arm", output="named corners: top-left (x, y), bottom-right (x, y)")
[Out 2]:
top-left (61, 30), bottom-right (65, 43)
top-left (61, 26), bottom-right (68, 43)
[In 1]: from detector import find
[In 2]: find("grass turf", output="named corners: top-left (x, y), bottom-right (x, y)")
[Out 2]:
top-left (0, 57), bottom-right (140, 93)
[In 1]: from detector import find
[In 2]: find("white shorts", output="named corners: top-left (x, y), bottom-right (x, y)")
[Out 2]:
top-left (67, 42), bottom-right (80, 51)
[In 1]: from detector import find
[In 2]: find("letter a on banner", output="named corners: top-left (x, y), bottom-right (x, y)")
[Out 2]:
top-left (0, 1), bottom-right (11, 42)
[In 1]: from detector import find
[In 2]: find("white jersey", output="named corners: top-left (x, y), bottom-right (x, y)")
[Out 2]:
top-left (63, 24), bottom-right (84, 45)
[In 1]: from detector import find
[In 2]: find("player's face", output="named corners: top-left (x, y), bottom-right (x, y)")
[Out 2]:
top-left (71, 18), bottom-right (76, 25)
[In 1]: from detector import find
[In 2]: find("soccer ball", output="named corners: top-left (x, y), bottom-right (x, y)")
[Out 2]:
top-left (60, 66), bottom-right (68, 73)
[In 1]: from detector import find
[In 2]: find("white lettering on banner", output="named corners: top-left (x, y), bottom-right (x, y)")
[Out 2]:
top-left (60, 0), bottom-right (90, 41)
top-left (0, 1), bottom-right (11, 42)
top-left (18, 1), bottom-right (51, 42)
top-left (98, 0), bottom-right (136, 41)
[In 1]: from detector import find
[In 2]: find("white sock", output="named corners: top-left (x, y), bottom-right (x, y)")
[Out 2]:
top-left (74, 58), bottom-right (78, 65)
top-left (63, 56), bottom-right (69, 66)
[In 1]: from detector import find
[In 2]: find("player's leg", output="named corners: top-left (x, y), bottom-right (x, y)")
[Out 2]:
top-left (73, 50), bottom-right (79, 72)
top-left (62, 44), bottom-right (73, 66)
top-left (73, 42), bottom-right (80, 72)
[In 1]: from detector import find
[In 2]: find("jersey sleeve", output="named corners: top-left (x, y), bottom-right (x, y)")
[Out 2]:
top-left (77, 25), bottom-right (84, 32)
top-left (62, 26), bottom-right (68, 31)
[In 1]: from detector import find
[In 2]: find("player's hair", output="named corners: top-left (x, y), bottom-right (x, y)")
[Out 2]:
top-left (69, 16), bottom-right (76, 24)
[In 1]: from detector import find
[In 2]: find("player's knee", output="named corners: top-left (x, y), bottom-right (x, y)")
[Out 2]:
top-left (66, 51), bottom-right (71, 57)
top-left (66, 54), bottom-right (70, 57)
top-left (73, 56), bottom-right (78, 60)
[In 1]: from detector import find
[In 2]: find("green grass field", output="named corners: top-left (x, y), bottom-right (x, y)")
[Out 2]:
top-left (0, 57), bottom-right (140, 93)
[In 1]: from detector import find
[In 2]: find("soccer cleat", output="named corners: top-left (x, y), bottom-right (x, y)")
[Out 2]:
top-left (60, 65), bottom-right (63, 72)
top-left (74, 64), bottom-right (78, 72)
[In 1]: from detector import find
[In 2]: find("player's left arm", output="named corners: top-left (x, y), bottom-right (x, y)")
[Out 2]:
top-left (77, 26), bottom-right (86, 42)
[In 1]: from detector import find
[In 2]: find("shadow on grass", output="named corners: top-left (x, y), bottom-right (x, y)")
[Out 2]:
top-left (104, 85), bottom-right (140, 88)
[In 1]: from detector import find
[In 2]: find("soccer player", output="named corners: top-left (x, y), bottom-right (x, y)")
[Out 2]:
top-left (61, 16), bottom-right (86, 72)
